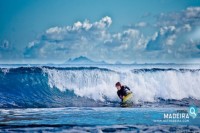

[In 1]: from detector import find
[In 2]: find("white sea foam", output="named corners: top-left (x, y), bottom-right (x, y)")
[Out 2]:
top-left (43, 66), bottom-right (200, 102)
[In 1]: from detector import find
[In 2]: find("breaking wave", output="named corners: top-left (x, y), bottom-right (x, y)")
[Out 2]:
top-left (0, 66), bottom-right (200, 108)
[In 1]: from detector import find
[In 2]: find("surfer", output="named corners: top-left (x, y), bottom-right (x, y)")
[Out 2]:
top-left (115, 82), bottom-right (133, 107)
top-left (115, 82), bottom-right (132, 100)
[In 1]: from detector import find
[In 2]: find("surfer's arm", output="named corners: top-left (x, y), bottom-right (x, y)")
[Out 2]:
top-left (124, 86), bottom-right (130, 90)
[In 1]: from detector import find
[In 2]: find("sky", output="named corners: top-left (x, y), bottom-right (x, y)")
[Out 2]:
top-left (1, 0), bottom-right (200, 64)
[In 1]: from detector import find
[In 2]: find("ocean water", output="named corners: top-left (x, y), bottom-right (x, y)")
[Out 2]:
top-left (0, 64), bottom-right (200, 132)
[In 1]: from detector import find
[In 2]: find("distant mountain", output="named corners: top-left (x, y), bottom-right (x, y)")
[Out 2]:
top-left (65, 56), bottom-right (107, 64)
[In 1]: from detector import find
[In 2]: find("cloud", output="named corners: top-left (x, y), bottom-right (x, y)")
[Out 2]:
top-left (145, 7), bottom-right (200, 61)
top-left (24, 16), bottom-right (146, 63)
top-left (24, 7), bottom-right (200, 63)
top-left (135, 22), bottom-right (147, 27)
top-left (0, 40), bottom-right (22, 62)
top-left (156, 7), bottom-right (200, 27)
top-left (146, 26), bottom-right (176, 51)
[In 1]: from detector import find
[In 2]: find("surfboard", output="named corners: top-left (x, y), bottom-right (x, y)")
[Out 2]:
top-left (122, 93), bottom-right (133, 103)
top-left (121, 93), bottom-right (133, 107)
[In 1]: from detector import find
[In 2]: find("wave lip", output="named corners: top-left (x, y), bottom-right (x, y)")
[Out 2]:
top-left (131, 68), bottom-right (200, 73)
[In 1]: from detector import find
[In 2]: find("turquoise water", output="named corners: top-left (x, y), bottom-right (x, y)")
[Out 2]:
top-left (0, 107), bottom-right (199, 132)
top-left (0, 64), bottom-right (200, 132)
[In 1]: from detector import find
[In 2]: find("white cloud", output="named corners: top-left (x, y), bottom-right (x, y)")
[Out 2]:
top-left (24, 16), bottom-right (147, 63)
top-left (135, 22), bottom-right (147, 27)
top-left (94, 16), bottom-right (112, 28)
top-left (166, 34), bottom-right (176, 45)
top-left (0, 40), bottom-right (22, 62)
top-left (24, 7), bottom-right (200, 63)
top-left (82, 20), bottom-right (92, 30)
top-left (157, 7), bottom-right (200, 27)
top-left (46, 27), bottom-right (63, 34)
top-left (183, 24), bottom-right (192, 32)
top-left (185, 7), bottom-right (200, 18)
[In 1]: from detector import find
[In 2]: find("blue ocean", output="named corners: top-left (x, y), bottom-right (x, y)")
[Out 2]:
top-left (0, 64), bottom-right (200, 132)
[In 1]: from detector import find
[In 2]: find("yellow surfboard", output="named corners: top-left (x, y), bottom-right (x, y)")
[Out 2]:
top-left (122, 93), bottom-right (133, 103)
top-left (121, 93), bottom-right (134, 107)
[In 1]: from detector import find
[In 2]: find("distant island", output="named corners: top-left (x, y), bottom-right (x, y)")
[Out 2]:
top-left (65, 56), bottom-right (107, 64)
top-left (63, 56), bottom-right (197, 65)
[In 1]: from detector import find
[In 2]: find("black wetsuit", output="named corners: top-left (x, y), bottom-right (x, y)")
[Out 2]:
top-left (117, 86), bottom-right (132, 100)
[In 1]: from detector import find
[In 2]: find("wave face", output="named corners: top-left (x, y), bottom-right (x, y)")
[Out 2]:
top-left (0, 66), bottom-right (200, 108)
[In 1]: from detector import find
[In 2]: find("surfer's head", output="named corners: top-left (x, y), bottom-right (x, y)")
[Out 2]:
top-left (115, 82), bottom-right (122, 90)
